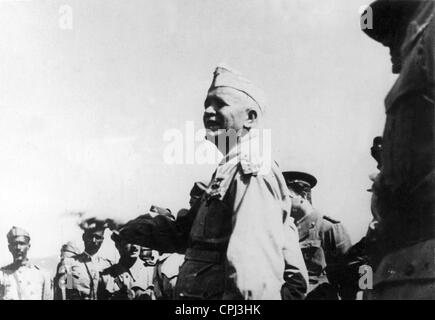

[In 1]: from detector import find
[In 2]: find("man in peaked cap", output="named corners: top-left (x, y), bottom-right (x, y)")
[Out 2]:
top-left (120, 65), bottom-right (307, 299)
top-left (54, 218), bottom-right (113, 300)
top-left (361, 0), bottom-right (435, 299)
top-left (0, 227), bottom-right (52, 300)
top-left (282, 171), bottom-right (353, 300)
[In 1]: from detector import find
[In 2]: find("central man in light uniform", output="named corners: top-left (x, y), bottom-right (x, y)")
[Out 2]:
top-left (120, 65), bottom-right (307, 299)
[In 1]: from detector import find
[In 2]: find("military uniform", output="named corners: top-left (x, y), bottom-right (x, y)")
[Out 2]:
top-left (153, 253), bottom-right (185, 299)
top-left (282, 171), bottom-right (352, 299)
top-left (0, 227), bottom-right (52, 300)
top-left (362, 1), bottom-right (435, 299)
top-left (120, 65), bottom-right (307, 300)
top-left (121, 132), bottom-right (307, 299)
top-left (55, 252), bottom-right (112, 300)
top-left (295, 211), bottom-right (352, 299)
top-left (98, 260), bottom-right (155, 300)
top-left (0, 261), bottom-right (52, 300)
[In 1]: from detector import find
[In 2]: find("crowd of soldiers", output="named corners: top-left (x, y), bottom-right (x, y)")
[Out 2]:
top-left (0, 0), bottom-right (434, 300)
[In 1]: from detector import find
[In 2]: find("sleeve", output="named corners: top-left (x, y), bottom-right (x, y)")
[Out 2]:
top-left (42, 272), bottom-right (54, 300)
top-left (97, 274), bottom-right (108, 300)
top-left (0, 270), bottom-right (4, 299)
top-left (281, 219), bottom-right (309, 300)
top-left (423, 10), bottom-right (435, 88)
top-left (323, 223), bottom-right (354, 299)
top-left (53, 260), bottom-right (67, 300)
top-left (152, 263), bottom-right (164, 299)
top-left (225, 172), bottom-right (286, 300)
top-left (119, 211), bottom-right (196, 253)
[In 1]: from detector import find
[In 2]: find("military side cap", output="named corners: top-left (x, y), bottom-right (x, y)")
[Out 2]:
top-left (282, 171), bottom-right (317, 189)
top-left (7, 226), bottom-right (30, 243)
top-left (361, 0), bottom-right (423, 43)
top-left (61, 241), bottom-right (79, 254)
top-left (190, 181), bottom-right (208, 198)
top-left (209, 64), bottom-right (267, 113)
top-left (149, 205), bottom-right (174, 220)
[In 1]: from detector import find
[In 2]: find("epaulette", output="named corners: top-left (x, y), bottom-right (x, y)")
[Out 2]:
top-left (323, 215), bottom-right (340, 224)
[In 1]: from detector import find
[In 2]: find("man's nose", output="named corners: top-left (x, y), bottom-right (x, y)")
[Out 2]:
top-left (204, 105), bottom-right (216, 115)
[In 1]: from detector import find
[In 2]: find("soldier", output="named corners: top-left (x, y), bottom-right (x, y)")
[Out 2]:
top-left (54, 218), bottom-right (113, 300)
top-left (53, 241), bottom-right (80, 300)
top-left (119, 65), bottom-right (307, 299)
top-left (282, 171), bottom-right (352, 300)
top-left (0, 226), bottom-right (52, 300)
top-left (340, 137), bottom-right (384, 300)
top-left (98, 231), bottom-right (155, 300)
top-left (361, 0), bottom-right (435, 299)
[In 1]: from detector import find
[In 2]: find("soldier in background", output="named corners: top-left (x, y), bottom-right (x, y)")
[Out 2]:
top-left (361, 0), bottom-right (435, 299)
top-left (54, 218), bottom-right (113, 300)
top-left (53, 241), bottom-right (80, 300)
top-left (282, 171), bottom-right (352, 300)
top-left (340, 136), bottom-right (384, 300)
top-left (0, 226), bottom-right (52, 300)
top-left (98, 231), bottom-right (155, 300)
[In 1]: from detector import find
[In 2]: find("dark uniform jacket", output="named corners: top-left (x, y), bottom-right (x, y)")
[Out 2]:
top-left (373, 1), bottom-right (435, 252)
top-left (369, 1), bottom-right (435, 292)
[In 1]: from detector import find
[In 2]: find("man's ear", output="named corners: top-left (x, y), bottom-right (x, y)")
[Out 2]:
top-left (243, 109), bottom-right (258, 129)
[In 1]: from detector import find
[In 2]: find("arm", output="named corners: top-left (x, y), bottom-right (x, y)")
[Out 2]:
top-left (225, 171), bottom-right (287, 300)
top-left (323, 223), bottom-right (354, 299)
top-left (281, 219), bottom-right (309, 300)
top-left (42, 272), bottom-right (53, 300)
top-left (54, 261), bottom-right (67, 300)
top-left (119, 210), bottom-right (196, 253)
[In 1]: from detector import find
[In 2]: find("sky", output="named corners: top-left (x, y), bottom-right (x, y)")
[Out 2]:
top-left (0, 0), bottom-right (397, 266)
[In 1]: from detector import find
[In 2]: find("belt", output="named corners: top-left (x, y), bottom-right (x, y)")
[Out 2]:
top-left (185, 248), bottom-right (226, 264)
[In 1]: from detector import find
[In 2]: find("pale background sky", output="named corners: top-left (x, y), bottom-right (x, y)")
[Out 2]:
top-left (0, 0), bottom-right (396, 267)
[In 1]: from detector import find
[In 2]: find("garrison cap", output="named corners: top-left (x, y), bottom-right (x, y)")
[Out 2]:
top-left (208, 64), bottom-right (267, 113)
top-left (7, 226), bottom-right (30, 243)
top-left (61, 241), bottom-right (80, 255)
top-left (361, 0), bottom-right (423, 43)
top-left (149, 205), bottom-right (174, 219)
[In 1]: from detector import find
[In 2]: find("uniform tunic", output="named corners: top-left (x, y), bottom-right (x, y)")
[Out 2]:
top-left (54, 252), bottom-right (112, 300)
top-left (120, 131), bottom-right (308, 299)
top-left (368, 1), bottom-right (435, 299)
top-left (98, 260), bottom-right (155, 300)
top-left (295, 211), bottom-right (352, 299)
top-left (0, 261), bottom-right (52, 300)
